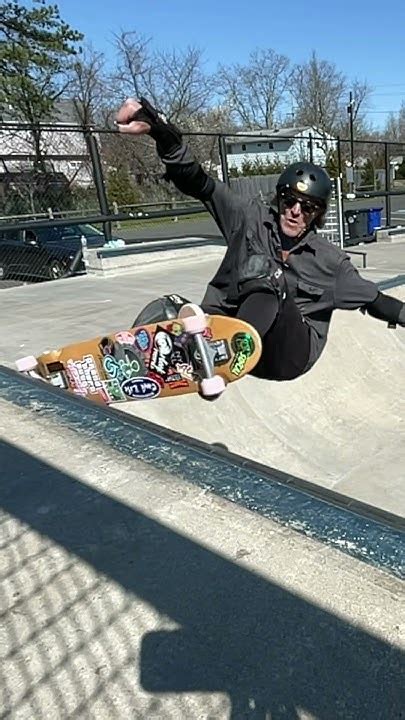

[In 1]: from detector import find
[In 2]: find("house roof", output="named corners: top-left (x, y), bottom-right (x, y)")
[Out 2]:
top-left (0, 99), bottom-right (83, 125)
top-left (226, 126), bottom-right (335, 144)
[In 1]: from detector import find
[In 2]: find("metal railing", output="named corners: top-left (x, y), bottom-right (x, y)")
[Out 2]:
top-left (2, 120), bottom-right (405, 284)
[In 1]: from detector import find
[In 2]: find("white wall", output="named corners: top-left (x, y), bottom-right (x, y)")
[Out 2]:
top-left (227, 132), bottom-right (336, 172)
top-left (0, 127), bottom-right (93, 186)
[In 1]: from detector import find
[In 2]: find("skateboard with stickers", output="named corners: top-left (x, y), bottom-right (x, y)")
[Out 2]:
top-left (15, 303), bottom-right (262, 405)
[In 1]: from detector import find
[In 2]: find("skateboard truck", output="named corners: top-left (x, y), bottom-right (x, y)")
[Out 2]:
top-left (16, 355), bottom-right (64, 387)
top-left (178, 303), bottom-right (226, 398)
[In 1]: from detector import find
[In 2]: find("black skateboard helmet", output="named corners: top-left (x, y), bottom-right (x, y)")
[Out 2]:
top-left (277, 162), bottom-right (332, 208)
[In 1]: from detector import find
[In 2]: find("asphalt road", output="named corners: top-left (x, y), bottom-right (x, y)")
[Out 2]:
top-left (117, 194), bottom-right (405, 243)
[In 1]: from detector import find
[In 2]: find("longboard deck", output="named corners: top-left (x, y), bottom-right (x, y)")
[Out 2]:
top-left (17, 313), bottom-right (262, 405)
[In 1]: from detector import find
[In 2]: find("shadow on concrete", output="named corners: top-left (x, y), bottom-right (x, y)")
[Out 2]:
top-left (1, 438), bottom-right (403, 719)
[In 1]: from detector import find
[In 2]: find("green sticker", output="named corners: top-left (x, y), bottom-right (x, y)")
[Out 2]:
top-left (231, 332), bottom-right (255, 357)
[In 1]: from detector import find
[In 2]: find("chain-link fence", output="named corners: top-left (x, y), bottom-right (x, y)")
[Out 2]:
top-left (338, 137), bottom-right (405, 235)
top-left (1, 121), bottom-right (405, 284)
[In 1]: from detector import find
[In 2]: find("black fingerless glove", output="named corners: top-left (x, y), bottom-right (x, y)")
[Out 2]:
top-left (364, 291), bottom-right (404, 326)
top-left (130, 97), bottom-right (183, 156)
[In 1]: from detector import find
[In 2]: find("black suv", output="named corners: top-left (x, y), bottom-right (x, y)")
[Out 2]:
top-left (0, 223), bottom-right (121, 281)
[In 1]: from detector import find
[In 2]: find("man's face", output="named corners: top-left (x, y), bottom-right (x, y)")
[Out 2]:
top-left (278, 189), bottom-right (323, 238)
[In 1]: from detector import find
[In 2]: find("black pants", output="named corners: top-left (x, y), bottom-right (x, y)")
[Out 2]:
top-left (203, 292), bottom-right (311, 382)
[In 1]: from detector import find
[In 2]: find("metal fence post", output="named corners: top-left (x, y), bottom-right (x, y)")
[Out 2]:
top-left (308, 133), bottom-right (314, 163)
top-left (85, 127), bottom-right (112, 241)
top-left (218, 135), bottom-right (230, 186)
top-left (336, 176), bottom-right (345, 249)
top-left (337, 136), bottom-right (342, 179)
top-left (336, 137), bottom-right (346, 243)
top-left (384, 143), bottom-right (391, 228)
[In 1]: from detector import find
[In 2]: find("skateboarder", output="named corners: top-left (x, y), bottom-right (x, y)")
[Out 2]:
top-left (115, 97), bottom-right (405, 382)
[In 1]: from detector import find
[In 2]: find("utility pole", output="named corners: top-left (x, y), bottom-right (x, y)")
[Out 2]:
top-left (346, 92), bottom-right (355, 195)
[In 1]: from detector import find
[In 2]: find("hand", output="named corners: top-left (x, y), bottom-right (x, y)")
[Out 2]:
top-left (115, 98), bottom-right (151, 135)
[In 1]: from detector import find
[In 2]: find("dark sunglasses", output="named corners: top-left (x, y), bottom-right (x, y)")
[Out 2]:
top-left (280, 191), bottom-right (322, 216)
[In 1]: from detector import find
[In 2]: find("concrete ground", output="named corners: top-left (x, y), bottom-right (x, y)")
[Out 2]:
top-left (1, 240), bottom-right (405, 516)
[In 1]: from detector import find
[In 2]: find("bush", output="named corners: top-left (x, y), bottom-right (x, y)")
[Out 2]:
top-left (229, 156), bottom-right (285, 177)
top-left (107, 166), bottom-right (143, 207)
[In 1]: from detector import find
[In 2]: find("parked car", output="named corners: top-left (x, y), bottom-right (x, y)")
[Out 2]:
top-left (0, 223), bottom-right (124, 281)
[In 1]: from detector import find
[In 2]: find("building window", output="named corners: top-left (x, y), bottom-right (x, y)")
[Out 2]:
top-left (242, 144), bottom-right (246, 151)
top-left (269, 142), bottom-right (274, 150)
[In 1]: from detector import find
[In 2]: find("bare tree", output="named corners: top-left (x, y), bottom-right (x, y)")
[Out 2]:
top-left (152, 46), bottom-right (212, 124)
top-left (290, 52), bottom-right (346, 134)
top-left (215, 49), bottom-right (291, 129)
top-left (69, 43), bottom-right (109, 125)
top-left (106, 34), bottom-right (214, 200)
top-left (112, 30), bottom-right (155, 101)
top-left (383, 102), bottom-right (405, 141)
top-left (112, 33), bottom-right (211, 124)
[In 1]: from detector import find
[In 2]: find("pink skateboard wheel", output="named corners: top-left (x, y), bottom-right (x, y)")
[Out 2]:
top-left (178, 303), bottom-right (208, 334)
top-left (16, 356), bottom-right (38, 372)
top-left (200, 375), bottom-right (226, 397)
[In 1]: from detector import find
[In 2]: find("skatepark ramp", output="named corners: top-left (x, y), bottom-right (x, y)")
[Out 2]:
top-left (0, 358), bottom-right (404, 718)
top-left (119, 281), bottom-right (405, 519)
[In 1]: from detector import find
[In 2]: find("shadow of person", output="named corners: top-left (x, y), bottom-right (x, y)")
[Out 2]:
top-left (1, 439), bottom-right (403, 719)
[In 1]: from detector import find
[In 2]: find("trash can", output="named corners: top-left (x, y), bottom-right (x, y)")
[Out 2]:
top-left (344, 208), bottom-right (369, 242)
top-left (367, 207), bottom-right (383, 235)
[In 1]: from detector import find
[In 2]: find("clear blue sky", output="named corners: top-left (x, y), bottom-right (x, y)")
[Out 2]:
top-left (52, 0), bottom-right (405, 129)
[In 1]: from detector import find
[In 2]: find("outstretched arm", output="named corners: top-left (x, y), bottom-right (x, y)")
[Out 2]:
top-left (334, 257), bottom-right (405, 327)
top-left (115, 97), bottom-right (247, 243)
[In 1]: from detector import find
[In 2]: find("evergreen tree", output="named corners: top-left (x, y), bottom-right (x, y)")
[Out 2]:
top-left (0, 0), bottom-right (83, 169)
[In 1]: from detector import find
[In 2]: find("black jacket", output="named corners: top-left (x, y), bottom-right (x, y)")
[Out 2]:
top-left (160, 142), bottom-right (403, 371)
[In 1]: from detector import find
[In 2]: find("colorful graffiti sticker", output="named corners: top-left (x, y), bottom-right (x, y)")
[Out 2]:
top-left (149, 327), bottom-right (174, 380)
top-left (147, 371), bottom-right (165, 388)
top-left (230, 333), bottom-right (255, 377)
top-left (99, 336), bottom-right (115, 357)
top-left (65, 361), bottom-right (87, 395)
top-left (103, 354), bottom-right (144, 383)
top-left (171, 347), bottom-right (190, 367)
top-left (115, 331), bottom-right (136, 346)
top-left (168, 321), bottom-right (184, 338)
top-left (175, 362), bottom-right (194, 381)
top-left (166, 372), bottom-right (183, 384)
top-left (121, 376), bottom-right (161, 400)
top-left (168, 379), bottom-right (189, 391)
top-left (230, 352), bottom-right (249, 377)
top-left (134, 328), bottom-right (151, 353)
top-left (103, 378), bottom-right (126, 402)
top-left (231, 332), bottom-right (255, 357)
top-left (66, 355), bottom-right (105, 396)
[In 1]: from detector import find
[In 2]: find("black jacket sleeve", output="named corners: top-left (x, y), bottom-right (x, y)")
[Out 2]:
top-left (334, 257), bottom-right (379, 309)
top-left (334, 257), bottom-right (405, 324)
top-left (159, 143), bottom-right (249, 245)
top-left (365, 292), bottom-right (404, 325)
